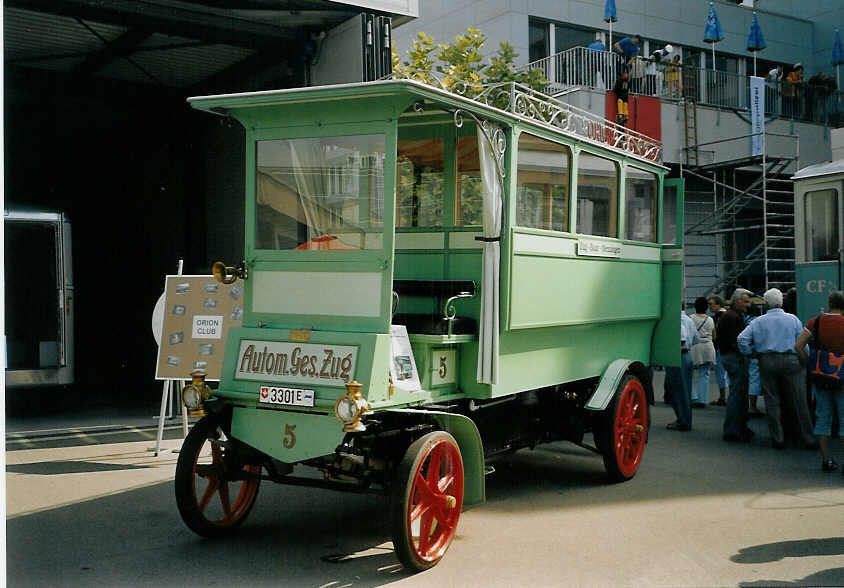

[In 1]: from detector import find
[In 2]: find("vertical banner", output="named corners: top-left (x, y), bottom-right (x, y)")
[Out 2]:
top-left (750, 76), bottom-right (765, 156)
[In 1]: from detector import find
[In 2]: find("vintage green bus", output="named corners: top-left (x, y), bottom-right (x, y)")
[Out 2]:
top-left (176, 78), bottom-right (683, 570)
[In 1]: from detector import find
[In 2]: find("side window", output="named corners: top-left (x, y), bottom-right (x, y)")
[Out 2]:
top-left (396, 138), bottom-right (445, 227)
top-left (805, 189), bottom-right (839, 261)
top-left (516, 133), bottom-right (570, 232)
top-left (577, 152), bottom-right (618, 238)
top-left (625, 167), bottom-right (658, 242)
top-left (456, 135), bottom-right (483, 226)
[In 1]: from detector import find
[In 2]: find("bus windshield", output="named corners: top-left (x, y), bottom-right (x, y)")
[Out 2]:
top-left (255, 134), bottom-right (386, 251)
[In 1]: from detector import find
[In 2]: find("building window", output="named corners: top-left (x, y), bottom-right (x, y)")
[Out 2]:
top-left (577, 152), bottom-right (618, 238)
top-left (515, 133), bottom-right (570, 232)
top-left (625, 167), bottom-right (658, 242)
top-left (529, 18), bottom-right (549, 63)
top-left (805, 189), bottom-right (839, 262)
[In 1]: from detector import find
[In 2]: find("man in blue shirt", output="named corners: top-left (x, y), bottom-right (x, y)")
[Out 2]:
top-left (737, 288), bottom-right (816, 449)
top-left (614, 34), bottom-right (641, 65)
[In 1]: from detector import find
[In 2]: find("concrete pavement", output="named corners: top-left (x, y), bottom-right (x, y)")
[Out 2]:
top-left (5, 373), bottom-right (844, 587)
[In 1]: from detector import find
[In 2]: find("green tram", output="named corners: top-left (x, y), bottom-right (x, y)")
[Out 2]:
top-left (176, 79), bottom-right (684, 570)
top-left (794, 161), bottom-right (844, 322)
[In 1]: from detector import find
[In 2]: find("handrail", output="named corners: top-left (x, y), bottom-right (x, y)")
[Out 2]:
top-left (526, 46), bottom-right (844, 125)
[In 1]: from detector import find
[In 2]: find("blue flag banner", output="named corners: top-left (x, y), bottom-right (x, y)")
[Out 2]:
top-left (603, 0), bottom-right (617, 23)
top-left (704, 2), bottom-right (724, 43)
top-left (747, 12), bottom-right (766, 52)
top-left (833, 30), bottom-right (843, 66)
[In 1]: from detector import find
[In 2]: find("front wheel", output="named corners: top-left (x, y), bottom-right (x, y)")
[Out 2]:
top-left (175, 417), bottom-right (261, 537)
top-left (391, 431), bottom-right (464, 571)
top-left (598, 374), bottom-right (648, 482)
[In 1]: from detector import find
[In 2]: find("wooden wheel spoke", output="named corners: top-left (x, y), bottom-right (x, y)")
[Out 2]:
top-left (417, 511), bottom-right (434, 553)
top-left (197, 477), bottom-right (219, 513)
top-left (438, 473), bottom-right (455, 493)
top-left (218, 480), bottom-right (232, 519)
top-left (427, 450), bottom-right (442, 490)
top-left (413, 472), bottom-right (438, 503)
top-left (409, 501), bottom-right (430, 523)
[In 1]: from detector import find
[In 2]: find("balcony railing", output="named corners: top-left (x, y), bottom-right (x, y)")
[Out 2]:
top-left (527, 47), bottom-right (843, 126)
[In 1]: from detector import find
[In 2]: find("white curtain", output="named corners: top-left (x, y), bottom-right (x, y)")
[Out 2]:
top-left (476, 125), bottom-right (503, 385)
top-left (289, 140), bottom-right (327, 240)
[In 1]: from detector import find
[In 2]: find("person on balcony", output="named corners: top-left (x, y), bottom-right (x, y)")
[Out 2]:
top-left (785, 63), bottom-right (804, 118)
top-left (587, 33), bottom-right (606, 88)
top-left (612, 71), bottom-right (630, 126)
top-left (666, 55), bottom-right (681, 98)
top-left (808, 71), bottom-right (832, 121)
top-left (613, 34), bottom-right (641, 68)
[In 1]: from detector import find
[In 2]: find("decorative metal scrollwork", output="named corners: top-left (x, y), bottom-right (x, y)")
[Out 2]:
top-left (453, 109), bottom-right (506, 180)
top-left (390, 72), bottom-right (663, 163)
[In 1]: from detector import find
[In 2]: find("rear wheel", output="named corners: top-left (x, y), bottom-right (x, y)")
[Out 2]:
top-left (598, 374), bottom-right (648, 482)
top-left (175, 417), bottom-right (261, 537)
top-left (391, 431), bottom-right (464, 571)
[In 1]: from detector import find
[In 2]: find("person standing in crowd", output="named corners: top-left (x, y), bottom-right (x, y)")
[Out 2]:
top-left (667, 306), bottom-right (698, 431)
top-left (613, 71), bottom-right (631, 126)
top-left (794, 290), bottom-right (844, 472)
top-left (746, 299), bottom-right (764, 417)
top-left (690, 297), bottom-right (716, 407)
top-left (614, 34), bottom-right (641, 67)
top-left (718, 288), bottom-right (755, 443)
top-left (707, 294), bottom-right (729, 406)
top-left (737, 288), bottom-right (816, 449)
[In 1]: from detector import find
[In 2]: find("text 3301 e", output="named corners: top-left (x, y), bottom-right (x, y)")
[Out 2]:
top-left (258, 386), bottom-right (315, 407)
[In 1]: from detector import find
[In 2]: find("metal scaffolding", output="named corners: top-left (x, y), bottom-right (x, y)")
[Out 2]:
top-left (681, 130), bottom-right (800, 301)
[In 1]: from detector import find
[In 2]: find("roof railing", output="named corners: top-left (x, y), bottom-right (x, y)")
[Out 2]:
top-left (389, 70), bottom-right (663, 163)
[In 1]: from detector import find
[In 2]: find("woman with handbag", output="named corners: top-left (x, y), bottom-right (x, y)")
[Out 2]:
top-left (795, 290), bottom-right (844, 473)
top-left (690, 297), bottom-right (717, 407)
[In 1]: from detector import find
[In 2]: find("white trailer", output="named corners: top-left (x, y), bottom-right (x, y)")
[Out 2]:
top-left (5, 210), bottom-right (74, 388)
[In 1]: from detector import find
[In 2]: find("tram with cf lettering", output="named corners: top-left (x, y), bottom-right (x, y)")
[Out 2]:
top-left (174, 77), bottom-right (683, 571)
top-left (793, 161), bottom-right (844, 322)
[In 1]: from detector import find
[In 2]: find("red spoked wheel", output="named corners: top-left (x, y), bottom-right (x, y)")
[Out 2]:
top-left (599, 374), bottom-right (648, 482)
top-left (391, 431), bottom-right (464, 571)
top-left (175, 417), bottom-right (261, 537)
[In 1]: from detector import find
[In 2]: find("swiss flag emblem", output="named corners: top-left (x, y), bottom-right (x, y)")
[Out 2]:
top-left (260, 386), bottom-right (269, 399)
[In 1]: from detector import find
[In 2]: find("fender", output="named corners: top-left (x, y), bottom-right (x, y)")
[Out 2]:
top-left (584, 359), bottom-right (653, 411)
top-left (386, 408), bottom-right (485, 507)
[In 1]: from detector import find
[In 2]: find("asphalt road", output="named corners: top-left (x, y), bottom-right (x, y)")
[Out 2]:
top-left (6, 389), bottom-right (844, 587)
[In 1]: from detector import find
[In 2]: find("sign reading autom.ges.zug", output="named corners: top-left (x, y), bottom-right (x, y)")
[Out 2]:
top-left (235, 340), bottom-right (358, 388)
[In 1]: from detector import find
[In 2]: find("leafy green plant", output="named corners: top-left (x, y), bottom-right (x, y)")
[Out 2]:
top-left (392, 28), bottom-right (546, 97)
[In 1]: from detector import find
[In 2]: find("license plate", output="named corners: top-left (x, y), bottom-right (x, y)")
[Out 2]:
top-left (258, 386), bottom-right (315, 407)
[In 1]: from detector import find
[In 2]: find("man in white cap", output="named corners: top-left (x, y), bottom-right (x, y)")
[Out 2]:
top-left (737, 288), bottom-right (816, 449)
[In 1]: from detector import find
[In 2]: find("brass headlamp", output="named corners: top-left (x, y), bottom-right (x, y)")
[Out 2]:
top-left (182, 369), bottom-right (213, 417)
top-left (212, 260), bottom-right (248, 284)
top-left (334, 381), bottom-right (369, 432)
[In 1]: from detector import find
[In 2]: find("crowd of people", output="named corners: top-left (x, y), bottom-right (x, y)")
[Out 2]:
top-left (665, 287), bottom-right (844, 475)
top-left (596, 32), bottom-right (840, 124)
top-left (769, 63), bottom-right (838, 120)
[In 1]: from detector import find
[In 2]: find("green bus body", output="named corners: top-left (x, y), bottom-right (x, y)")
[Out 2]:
top-left (189, 80), bottom-right (683, 484)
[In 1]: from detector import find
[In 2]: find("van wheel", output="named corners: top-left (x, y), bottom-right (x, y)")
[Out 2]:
top-left (175, 417), bottom-right (261, 537)
top-left (391, 431), bottom-right (464, 571)
top-left (598, 374), bottom-right (648, 482)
